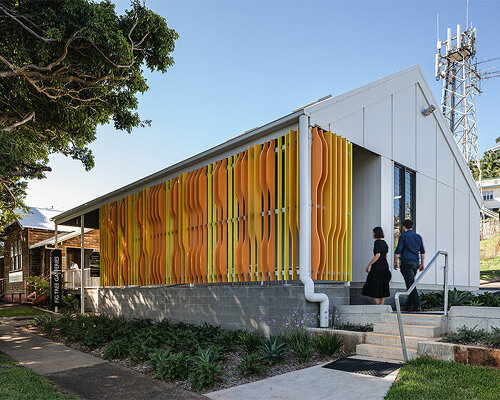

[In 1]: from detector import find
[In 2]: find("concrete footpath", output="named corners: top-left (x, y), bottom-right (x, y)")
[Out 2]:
top-left (207, 357), bottom-right (399, 400)
top-left (0, 319), bottom-right (206, 400)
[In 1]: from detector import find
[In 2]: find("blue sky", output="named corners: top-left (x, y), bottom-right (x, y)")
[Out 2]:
top-left (26, 0), bottom-right (500, 211)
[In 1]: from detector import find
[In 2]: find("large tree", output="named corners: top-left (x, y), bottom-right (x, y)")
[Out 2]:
top-left (470, 137), bottom-right (500, 180)
top-left (0, 0), bottom-right (178, 227)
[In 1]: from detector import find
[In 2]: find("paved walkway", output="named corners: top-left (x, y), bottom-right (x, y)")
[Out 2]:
top-left (0, 320), bottom-right (206, 400)
top-left (207, 357), bottom-right (399, 400)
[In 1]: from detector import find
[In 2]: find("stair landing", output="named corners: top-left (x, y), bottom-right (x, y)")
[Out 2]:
top-left (356, 313), bottom-right (446, 362)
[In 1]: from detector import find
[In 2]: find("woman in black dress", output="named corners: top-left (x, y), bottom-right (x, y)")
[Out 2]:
top-left (362, 227), bottom-right (391, 305)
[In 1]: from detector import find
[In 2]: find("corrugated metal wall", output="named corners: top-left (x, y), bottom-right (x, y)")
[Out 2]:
top-left (99, 127), bottom-right (352, 286)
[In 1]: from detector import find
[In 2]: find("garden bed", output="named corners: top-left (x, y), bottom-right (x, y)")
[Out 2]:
top-left (24, 314), bottom-right (347, 393)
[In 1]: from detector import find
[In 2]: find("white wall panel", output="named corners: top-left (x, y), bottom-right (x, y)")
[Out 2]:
top-left (436, 183), bottom-right (454, 285)
top-left (364, 97), bottom-right (392, 158)
top-left (469, 195), bottom-right (480, 287)
top-left (454, 163), bottom-right (470, 194)
top-left (352, 150), bottom-right (381, 283)
top-left (437, 130), bottom-right (455, 187)
top-left (328, 110), bottom-right (364, 147)
top-left (416, 87), bottom-right (437, 179)
top-left (454, 190), bottom-right (470, 286)
top-left (393, 86), bottom-right (416, 169)
top-left (416, 173), bottom-right (436, 285)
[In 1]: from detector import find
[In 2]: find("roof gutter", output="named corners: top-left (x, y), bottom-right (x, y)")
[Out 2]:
top-left (53, 109), bottom-right (305, 226)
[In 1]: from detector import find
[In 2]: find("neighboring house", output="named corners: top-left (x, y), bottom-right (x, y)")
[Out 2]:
top-left (54, 65), bottom-right (481, 331)
top-left (1, 207), bottom-right (99, 302)
top-left (477, 177), bottom-right (500, 212)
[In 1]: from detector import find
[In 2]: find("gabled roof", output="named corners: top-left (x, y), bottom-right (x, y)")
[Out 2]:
top-left (303, 65), bottom-right (481, 206)
top-left (54, 65), bottom-right (481, 225)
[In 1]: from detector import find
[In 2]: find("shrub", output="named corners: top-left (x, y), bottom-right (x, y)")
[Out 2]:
top-left (104, 338), bottom-right (130, 360)
top-left (285, 329), bottom-right (313, 362)
top-left (189, 361), bottom-right (223, 391)
top-left (32, 314), bottom-right (57, 334)
top-left (239, 330), bottom-right (262, 353)
top-left (148, 348), bottom-right (172, 369)
top-left (191, 346), bottom-right (222, 364)
top-left (56, 312), bottom-right (74, 335)
top-left (490, 327), bottom-right (500, 348)
top-left (236, 352), bottom-right (268, 377)
top-left (335, 322), bottom-right (374, 332)
top-left (61, 293), bottom-right (80, 312)
top-left (442, 326), bottom-right (490, 345)
top-left (475, 292), bottom-right (500, 307)
top-left (313, 333), bottom-right (344, 356)
top-left (154, 352), bottom-right (191, 381)
top-left (129, 340), bottom-right (158, 364)
top-left (259, 336), bottom-right (288, 364)
top-left (448, 288), bottom-right (475, 307)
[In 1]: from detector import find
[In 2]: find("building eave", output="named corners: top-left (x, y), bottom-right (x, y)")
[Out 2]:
top-left (53, 109), bottom-right (305, 226)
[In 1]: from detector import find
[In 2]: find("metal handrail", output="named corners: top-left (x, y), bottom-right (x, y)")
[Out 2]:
top-left (395, 250), bottom-right (449, 362)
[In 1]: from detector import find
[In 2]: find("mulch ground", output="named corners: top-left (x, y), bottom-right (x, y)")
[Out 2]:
top-left (23, 324), bottom-right (347, 394)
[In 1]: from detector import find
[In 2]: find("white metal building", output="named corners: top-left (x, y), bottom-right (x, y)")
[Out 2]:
top-left (53, 65), bottom-right (480, 329)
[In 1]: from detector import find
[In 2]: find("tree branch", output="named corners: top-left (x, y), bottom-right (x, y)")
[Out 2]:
top-left (1, 112), bottom-right (35, 132)
top-left (0, 5), bottom-right (56, 44)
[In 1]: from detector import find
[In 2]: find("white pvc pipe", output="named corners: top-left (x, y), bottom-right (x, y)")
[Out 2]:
top-left (54, 224), bottom-right (58, 314)
top-left (298, 114), bottom-right (329, 328)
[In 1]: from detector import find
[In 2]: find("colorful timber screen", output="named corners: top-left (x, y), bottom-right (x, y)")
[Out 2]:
top-left (99, 127), bottom-right (353, 286)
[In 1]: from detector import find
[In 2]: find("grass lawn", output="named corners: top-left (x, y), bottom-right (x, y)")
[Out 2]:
top-left (385, 357), bottom-right (500, 400)
top-left (480, 234), bottom-right (500, 281)
top-left (0, 352), bottom-right (79, 400)
top-left (0, 305), bottom-right (47, 318)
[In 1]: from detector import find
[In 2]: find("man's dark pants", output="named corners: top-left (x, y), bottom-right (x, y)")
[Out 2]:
top-left (400, 260), bottom-right (421, 309)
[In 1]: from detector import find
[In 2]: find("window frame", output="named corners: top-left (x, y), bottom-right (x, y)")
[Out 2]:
top-left (483, 190), bottom-right (493, 201)
top-left (10, 239), bottom-right (23, 272)
top-left (394, 163), bottom-right (416, 238)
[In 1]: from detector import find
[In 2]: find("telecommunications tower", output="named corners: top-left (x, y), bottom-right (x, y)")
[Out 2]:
top-left (435, 21), bottom-right (480, 168)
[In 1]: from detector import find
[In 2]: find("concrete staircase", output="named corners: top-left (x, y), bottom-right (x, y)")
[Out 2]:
top-left (356, 313), bottom-right (447, 362)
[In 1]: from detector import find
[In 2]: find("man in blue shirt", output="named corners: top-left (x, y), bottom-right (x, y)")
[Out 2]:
top-left (394, 219), bottom-right (425, 311)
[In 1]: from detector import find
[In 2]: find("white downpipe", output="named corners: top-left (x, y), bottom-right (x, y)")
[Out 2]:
top-left (298, 114), bottom-right (329, 328)
top-left (81, 214), bottom-right (85, 314)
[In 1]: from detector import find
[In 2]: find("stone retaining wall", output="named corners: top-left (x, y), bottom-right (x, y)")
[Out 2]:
top-left (448, 306), bottom-right (500, 333)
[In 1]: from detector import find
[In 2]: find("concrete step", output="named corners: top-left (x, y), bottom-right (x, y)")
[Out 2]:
top-left (364, 332), bottom-right (430, 349)
top-left (356, 343), bottom-right (417, 362)
top-left (380, 313), bottom-right (446, 327)
top-left (373, 323), bottom-right (441, 338)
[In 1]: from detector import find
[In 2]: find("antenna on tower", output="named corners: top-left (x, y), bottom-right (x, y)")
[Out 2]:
top-left (435, 17), bottom-right (480, 169)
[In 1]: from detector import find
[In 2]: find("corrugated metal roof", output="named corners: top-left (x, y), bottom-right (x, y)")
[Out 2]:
top-left (16, 207), bottom-right (74, 231)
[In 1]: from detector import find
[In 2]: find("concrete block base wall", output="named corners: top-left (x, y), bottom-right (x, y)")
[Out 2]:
top-left (85, 284), bottom-right (349, 335)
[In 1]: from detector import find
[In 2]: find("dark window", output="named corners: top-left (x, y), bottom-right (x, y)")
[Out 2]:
top-left (394, 164), bottom-right (416, 243)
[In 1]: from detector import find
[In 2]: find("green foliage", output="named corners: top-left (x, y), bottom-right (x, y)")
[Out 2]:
top-left (442, 326), bottom-right (490, 345)
top-left (259, 336), bottom-right (288, 364)
top-left (447, 288), bottom-right (475, 307)
top-left (334, 322), bottom-right (374, 332)
top-left (191, 346), bottom-right (222, 365)
top-left (189, 357), bottom-right (223, 391)
top-left (0, 351), bottom-right (80, 400)
top-left (384, 356), bottom-right (500, 400)
top-left (32, 314), bottom-right (57, 334)
top-left (284, 329), bottom-right (313, 362)
top-left (313, 333), bottom-right (344, 357)
top-left (490, 327), bottom-right (500, 348)
top-left (236, 352), bottom-right (268, 377)
top-left (239, 330), bottom-right (262, 353)
top-left (153, 352), bottom-right (191, 381)
top-left (148, 348), bottom-right (171, 369)
top-left (61, 294), bottom-right (80, 312)
top-left (103, 338), bottom-right (130, 360)
top-left (0, 0), bottom-right (178, 227)
top-left (442, 326), bottom-right (500, 349)
top-left (470, 148), bottom-right (500, 180)
top-left (25, 276), bottom-right (50, 293)
top-left (475, 292), bottom-right (500, 307)
top-left (420, 289), bottom-right (500, 309)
